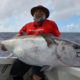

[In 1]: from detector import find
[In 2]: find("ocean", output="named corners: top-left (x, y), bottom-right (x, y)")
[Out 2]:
top-left (0, 32), bottom-right (80, 57)
top-left (0, 32), bottom-right (80, 42)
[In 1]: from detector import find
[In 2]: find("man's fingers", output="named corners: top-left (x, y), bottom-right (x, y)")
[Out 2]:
top-left (1, 45), bottom-right (7, 51)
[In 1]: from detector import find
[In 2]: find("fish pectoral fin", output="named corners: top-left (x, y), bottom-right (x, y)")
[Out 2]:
top-left (7, 53), bottom-right (13, 58)
top-left (39, 32), bottom-right (56, 47)
top-left (40, 65), bottom-right (52, 72)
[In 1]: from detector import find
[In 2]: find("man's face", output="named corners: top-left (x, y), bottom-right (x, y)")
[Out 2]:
top-left (33, 9), bottom-right (46, 22)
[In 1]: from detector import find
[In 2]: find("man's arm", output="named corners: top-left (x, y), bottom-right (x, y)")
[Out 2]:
top-left (13, 33), bottom-right (23, 38)
top-left (51, 21), bottom-right (61, 37)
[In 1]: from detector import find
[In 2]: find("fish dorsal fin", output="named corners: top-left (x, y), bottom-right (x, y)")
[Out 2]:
top-left (39, 32), bottom-right (58, 47)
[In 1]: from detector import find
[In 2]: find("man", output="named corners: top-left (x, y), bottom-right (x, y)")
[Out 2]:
top-left (1, 5), bottom-right (60, 80)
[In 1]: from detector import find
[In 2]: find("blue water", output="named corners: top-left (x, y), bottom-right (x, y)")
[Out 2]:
top-left (0, 32), bottom-right (80, 42)
top-left (0, 32), bottom-right (80, 56)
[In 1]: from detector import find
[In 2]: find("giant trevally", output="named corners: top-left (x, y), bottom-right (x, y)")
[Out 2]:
top-left (1, 33), bottom-right (80, 70)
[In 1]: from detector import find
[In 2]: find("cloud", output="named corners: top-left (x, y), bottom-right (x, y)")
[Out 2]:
top-left (60, 20), bottom-right (80, 32)
top-left (0, 25), bottom-right (18, 32)
top-left (0, 0), bottom-right (80, 21)
top-left (50, 0), bottom-right (80, 21)
top-left (0, 0), bottom-right (53, 21)
top-left (0, 0), bottom-right (80, 32)
top-left (0, 0), bottom-right (54, 32)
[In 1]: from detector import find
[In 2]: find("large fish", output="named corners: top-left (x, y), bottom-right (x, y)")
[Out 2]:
top-left (1, 33), bottom-right (80, 70)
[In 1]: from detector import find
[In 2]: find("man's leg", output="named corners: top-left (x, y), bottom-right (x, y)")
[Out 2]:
top-left (10, 59), bottom-right (31, 80)
top-left (12, 76), bottom-right (23, 80)
top-left (32, 66), bottom-right (46, 80)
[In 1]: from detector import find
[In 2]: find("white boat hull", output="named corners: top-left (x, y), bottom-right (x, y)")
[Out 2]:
top-left (0, 56), bottom-right (16, 80)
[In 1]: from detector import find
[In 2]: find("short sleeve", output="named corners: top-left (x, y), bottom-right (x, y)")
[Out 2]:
top-left (18, 24), bottom-right (27, 35)
top-left (51, 21), bottom-right (61, 37)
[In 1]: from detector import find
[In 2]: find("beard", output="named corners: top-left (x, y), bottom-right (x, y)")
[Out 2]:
top-left (33, 14), bottom-right (46, 22)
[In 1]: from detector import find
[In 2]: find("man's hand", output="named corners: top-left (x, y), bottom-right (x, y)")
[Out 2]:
top-left (13, 33), bottom-right (22, 38)
top-left (1, 33), bottom-right (22, 51)
top-left (33, 74), bottom-right (42, 80)
top-left (1, 44), bottom-right (7, 51)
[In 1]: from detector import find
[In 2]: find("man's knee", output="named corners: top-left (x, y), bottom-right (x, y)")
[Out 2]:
top-left (32, 66), bottom-right (46, 80)
top-left (33, 74), bottom-right (42, 80)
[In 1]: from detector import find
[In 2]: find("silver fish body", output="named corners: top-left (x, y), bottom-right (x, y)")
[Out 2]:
top-left (1, 33), bottom-right (80, 69)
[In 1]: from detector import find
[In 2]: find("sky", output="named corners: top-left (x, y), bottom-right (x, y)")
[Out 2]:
top-left (0, 0), bottom-right (80, 32)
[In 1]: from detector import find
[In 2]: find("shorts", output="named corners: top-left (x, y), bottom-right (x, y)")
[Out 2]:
top-left (10, 59), bottom-right (31, 76)
top-left (10, 59), bottom-right (45, 80)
